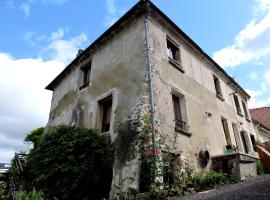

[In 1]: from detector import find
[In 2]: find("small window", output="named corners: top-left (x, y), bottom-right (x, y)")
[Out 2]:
top-left (172, 94), bottom-right (189, 134)
top-left (167, 37), bottom-right (182, 71)
top-left (240, 130), bottom-right (250, 153)
top-left (79, 64), bottom-right (91, 90)
top-left (233, 94), bottom-right (242, 116)
top-left (250, 134), bottom-right (256, 151)
top-left (99, 95), bottom-right (112, 132)
top-left (242, 101), bottom-right (250, 121)
top-left (221, 117), bottom-right (232, 145)
top-left (213, 75), bottom-right (223, 100)
top-left (232, 123), bottom-right (243, 152)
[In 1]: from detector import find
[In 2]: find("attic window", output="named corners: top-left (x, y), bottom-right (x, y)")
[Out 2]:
top-left (167, 37), bottom-right (183, 71)
top-left (79, 63), bottom-right (91, 90)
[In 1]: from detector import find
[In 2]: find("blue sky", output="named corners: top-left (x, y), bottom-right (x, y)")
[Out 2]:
top-left (0, 0), bottom-right (270, 163)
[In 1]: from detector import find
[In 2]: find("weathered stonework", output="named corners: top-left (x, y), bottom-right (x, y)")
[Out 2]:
top-left (45, 0), bottom-right (259, 197)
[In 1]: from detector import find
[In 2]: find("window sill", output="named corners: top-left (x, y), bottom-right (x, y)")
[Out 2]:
top-left (79, 81), bottom-right (89, 91)
top-left (237, 111), bottom-right (244, 117)
top-left (175, 127), bottom-right (192, 137)
top-left (168, 57), bottom-right (185, 73)
top-left (216, 94), bottom-right (225, 101)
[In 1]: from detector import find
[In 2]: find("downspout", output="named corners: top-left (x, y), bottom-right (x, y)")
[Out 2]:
top-left (144, 3), bottom-right (156, 154)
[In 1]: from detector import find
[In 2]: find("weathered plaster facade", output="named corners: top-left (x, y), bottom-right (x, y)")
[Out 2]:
top-left (46, 0), bottom-right (259, 196)
top-left (147, 7), bottom-right (258, 170)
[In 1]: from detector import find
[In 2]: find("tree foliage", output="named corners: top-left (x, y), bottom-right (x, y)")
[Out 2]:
top-left (26, 125), bottom-right (113, 200)
top-left (24, 127), bottom-right (44, 148)
top-left (16, 188), bottom-right (44, 200)
top-left (0, 175), bottom-right (7, 200)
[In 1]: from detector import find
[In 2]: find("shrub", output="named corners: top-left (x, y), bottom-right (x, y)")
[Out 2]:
top-left (190, 171), bottom-right (230, 191)
top-left (256, 160), bottom-right (265, 175)
top-left (0, 176), bottom-right (7, 200)
top-left (16, 188), bottom-right (44, 200)
top-left (24, 127), bottom-right (44, 148)
top-left (26, 125), bottom-right (113, 200)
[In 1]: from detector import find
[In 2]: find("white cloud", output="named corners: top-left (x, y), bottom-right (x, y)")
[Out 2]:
top-left (23, 28), bottom-right (88, 64)
top-left (265, 70), bottom-right (270, 82)
top-left (245, 68), bottom-right (270, 108)
top-left (16, 0), bottom-right (69, 16)
top-left (105, 0), bottom-right (118, 27)
top-left (248, 72), bottom-right (258, 80)
top-left (24, 31), bottom-right (46, 47)
top-left (213, 0), bottom-right (270, 68)
top-left (45, 33), bottom-right (88, 64)
top-left (20, 3), bottom-right (31, 16)
top-left (50, 28), bottom-right (65, 41)
top-left (0, 29), bottom-right (87, 163)
top-left (6, 1), bottom-right (15, 8)
top-left (246, 88), bottom-right (270, 108)
top-left (0, 53), bottom-right (64, 163)
top-left (104, 0), bottom-right (126, 27)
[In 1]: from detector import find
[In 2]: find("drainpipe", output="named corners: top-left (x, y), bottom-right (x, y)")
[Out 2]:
top-left (144, 3), bottom-right (156, 154)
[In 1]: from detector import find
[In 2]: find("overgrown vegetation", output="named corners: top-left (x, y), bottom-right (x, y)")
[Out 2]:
top-left (167, 170), bottom-right (236, 196)
top-left (24, 127), bottom-right (44, 148)
top-left (0, 175), bottom-right (7, 200)
top-left (190, 171), bottom-right (235, 191)
top-left (139, 114), bottom-right (162, 193)
top-left (256, 160), bottom-right (265, 175)
top-left (13, 125), bottom-right (113, 200)
top-left (16, 188), bottom-right (44, 200)
top-left (114, 120), bottom-right (139, 167)
top-left (138, 113), bottom-right (236, 198)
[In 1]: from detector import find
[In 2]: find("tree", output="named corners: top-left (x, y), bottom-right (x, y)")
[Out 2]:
top-left (26, 125), bottom-right (113, 200)
top-left (24, 127), bottom-right (44, 148)
top-left (0, 175), bottom-right (7, 200)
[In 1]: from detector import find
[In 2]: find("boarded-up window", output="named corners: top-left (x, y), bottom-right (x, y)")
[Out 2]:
top-left (221, 118), bottom-right (232, 145)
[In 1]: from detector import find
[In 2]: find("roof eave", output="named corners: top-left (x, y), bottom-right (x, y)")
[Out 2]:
top-left (45, 0), bottom-right (149, 91)
top-left (45, 0), bottom-right (250, 99)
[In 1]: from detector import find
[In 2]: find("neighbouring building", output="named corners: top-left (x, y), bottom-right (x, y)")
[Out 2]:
top-left (45, 0), bottom-right (259, 196)
top-left (250, 107), bottom-right (270, 143)
top-left (0, 163), bottom-right (10, 175)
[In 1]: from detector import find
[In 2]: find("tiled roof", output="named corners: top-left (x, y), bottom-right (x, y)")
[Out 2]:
top-left (250, 107), bottom-right (270, 131)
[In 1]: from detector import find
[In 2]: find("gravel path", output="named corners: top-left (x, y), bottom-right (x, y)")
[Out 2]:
top-left (167, 175), bottom-right (270, 200)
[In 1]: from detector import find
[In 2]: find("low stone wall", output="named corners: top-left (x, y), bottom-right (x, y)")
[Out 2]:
top-left (212, 153), bottom-right (259, 180)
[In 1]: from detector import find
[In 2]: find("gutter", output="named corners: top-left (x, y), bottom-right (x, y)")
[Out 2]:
top-left (144, 2), bottom-right (156, 154)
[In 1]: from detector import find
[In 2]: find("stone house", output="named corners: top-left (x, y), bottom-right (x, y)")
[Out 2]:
top-left (45, 0), bottom-right (259, 196)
